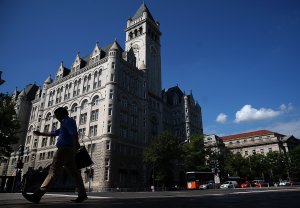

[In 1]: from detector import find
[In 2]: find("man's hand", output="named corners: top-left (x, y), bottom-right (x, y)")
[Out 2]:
top-left (33, 131), bottom-right (42, 136)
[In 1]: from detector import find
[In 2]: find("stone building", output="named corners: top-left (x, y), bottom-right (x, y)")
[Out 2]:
top-left (3, 3), bottom-right (203, 191)
top-left (221, 130), bottom-right (300, 157)
top-left (162, 86), bottom-right (203, 143)
top-left (0, 84), bottom-right (39, 176)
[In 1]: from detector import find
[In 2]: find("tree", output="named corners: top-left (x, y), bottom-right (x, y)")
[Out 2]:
top-left (181, 134), bottom-right (208, 172)
top-left (143, 131), bottom-right (182, 187)
top-left (0, 93), bottom-right (20, 161)
top-left (288, 145), bottom-right (300, 181)
top-left (223, 152), bottom-right (249, 178)
top-left (265, 151), bottom-right (288, 181)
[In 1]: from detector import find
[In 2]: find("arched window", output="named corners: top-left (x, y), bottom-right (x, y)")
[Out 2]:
top-left (83, 76), bottom-right (88, 93)
top-left (81, 99), bottom-right (88, 110)
top-left (71, 103), bottom-right (78, 113)
top-left (28, 125), bottom-right (33, 132)
top-left (46, 112), bottom-right (52, 121)
top-left (87, 74), bottom-right (91, 91)
top-left (73, 80), bottom-right (78, 96)
top-left (93, 71), bottom-right (98, 89)
top-left (92, 95), bottom-right (99, 106)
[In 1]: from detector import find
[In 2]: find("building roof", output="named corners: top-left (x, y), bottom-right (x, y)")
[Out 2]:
top-left (221, 130), bottom-right (281, 141)
top-left (110, 40), bottom-right (122, 51)
top-left (132, 3), bottom-right (155, 22)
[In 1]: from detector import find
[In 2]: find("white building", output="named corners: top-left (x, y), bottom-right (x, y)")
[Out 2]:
top-left (221, 130), bottom-right (300, 157)
top-left (3, 3), bottom-right (203, 191)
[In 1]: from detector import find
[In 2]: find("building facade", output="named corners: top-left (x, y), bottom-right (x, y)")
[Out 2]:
top-left (3, 3), bottom-right (203, 191)
top-left (221, 130), bottom-right (300, 157)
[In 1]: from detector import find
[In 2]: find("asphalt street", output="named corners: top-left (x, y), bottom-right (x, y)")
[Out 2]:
top-left (0, 187), bottom-right (299, 208)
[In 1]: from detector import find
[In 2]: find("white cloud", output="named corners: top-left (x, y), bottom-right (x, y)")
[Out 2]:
top-left (279, 103), bottom-right (293, 112)
top-left (234, 104), bottom-right (289, 123)
top-left (216, 113), bottom-right (228, 123)
top-left (267, 120), bottom-right (300, 139)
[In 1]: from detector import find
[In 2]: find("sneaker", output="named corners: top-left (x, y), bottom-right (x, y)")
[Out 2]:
top-left (70, 195), bottom-right (88, 203)
top-left (22, 192), bottom-right (41, 203)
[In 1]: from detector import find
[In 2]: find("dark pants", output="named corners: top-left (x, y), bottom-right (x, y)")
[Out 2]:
top-left (37, 147), bottom-right (86, 197)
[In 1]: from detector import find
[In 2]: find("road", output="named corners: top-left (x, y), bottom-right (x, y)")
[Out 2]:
top-left (0, 187), bottom-right (299, 208)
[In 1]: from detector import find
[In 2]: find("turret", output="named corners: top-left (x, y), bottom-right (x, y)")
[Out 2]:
top-left (56, 61), bottom-right (70, 80)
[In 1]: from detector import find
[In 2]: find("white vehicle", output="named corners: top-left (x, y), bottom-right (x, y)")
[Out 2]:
top-left (220, 181), bottom-right (238, 189)
top-left (279, 180), bottom-right (294, 186)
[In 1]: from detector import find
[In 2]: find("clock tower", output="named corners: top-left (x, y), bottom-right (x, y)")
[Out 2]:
top-left (125, 3), bottom-right (162, 97)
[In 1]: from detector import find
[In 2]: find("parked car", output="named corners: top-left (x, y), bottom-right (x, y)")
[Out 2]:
top-left (279, 180), bottom-right (295, 186)
top-left (220, 181), bottom-right (238, 189)
top-left (199, 181), bottom-right (215, 190)
top-left (252, 180), bottom-right (269, 187)
top-left (240, 181), bottom-right (252, 188)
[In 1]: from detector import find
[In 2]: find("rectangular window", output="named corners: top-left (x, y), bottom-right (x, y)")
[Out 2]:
top-left (110, 74), bottom-right (114, 82)
top-left (49, 137), bottom-right (56, 146)
top-left (268, 147), bottom-right (272, 152)
top-left (89, 125), bottom-right (98, 136)
top-left (44, 124), bottom-right (50, 133)
top-left (107, 121), bottom-right (112, 133)
top-left (80, 113), bottom-right (87, 124)
top-left (109, 89), bottom-right (113, 99)
top-left (33, 139), bottom-right (38, 148)
top-left (39, 152), bottom-right (45, 160)
top-left (91, 110), bottom-right (99, 122)
top-left (78, 128), bottom-right (86, 137)
top-left (245, 150), bottom-right (248, 156)
top-left (104, 167), bottom-right (109, 181)
top-left (41, 138), bottom-right (47, 147)
top-left (108, 104), bottom-right (112, 116)
top-left (106, 140), bottom-right (110, 150)
top-left (26, 136), bottom-right (31, 145)
top-left (87, 143), bottom-right (95, 155)
top-left (105, 158), bottom-right (110, 166)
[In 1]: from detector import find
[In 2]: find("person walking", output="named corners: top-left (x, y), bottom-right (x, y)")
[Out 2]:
top-left (22, 107), bottom-right (87, 203)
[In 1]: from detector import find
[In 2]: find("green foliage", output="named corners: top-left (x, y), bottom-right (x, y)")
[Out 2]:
top-left (265, 151), bottom-right (288, 181)
top-left (0, 93), bottom-right (20, 161)
top-left (181, 134), bottom-right (208, 172)
top-left (143, 131), bottom-right (182, 186)
top-left (248, 154), bottom-right (269, 179)
top-left (289, 145), bottom-right (300, 181)
top-left (222, 151), bottom-right (291, 181)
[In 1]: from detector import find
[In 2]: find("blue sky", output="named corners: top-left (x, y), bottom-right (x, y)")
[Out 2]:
top-left (1, 0), bottom-right (300, 138)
